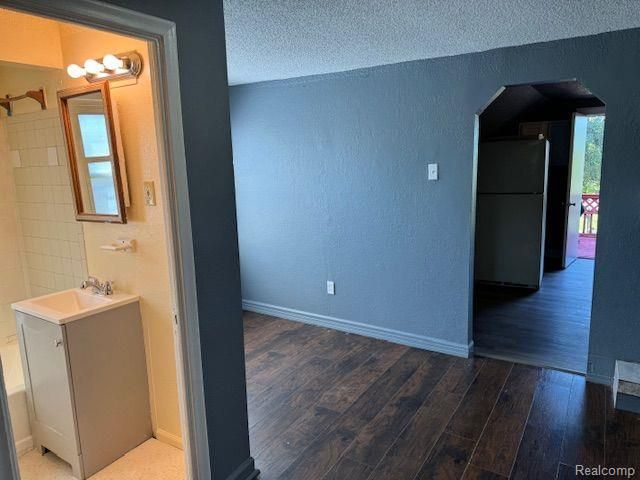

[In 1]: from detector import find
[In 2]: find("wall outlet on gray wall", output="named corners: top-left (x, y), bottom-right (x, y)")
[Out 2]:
top-left (428, 163), bottom-right (439, 181)
top-left (327, 281), bottom-right (335, 295)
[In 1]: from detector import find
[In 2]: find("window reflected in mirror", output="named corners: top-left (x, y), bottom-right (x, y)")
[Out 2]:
top-left (58, 82), bottom-right (127, 223)
top-left (78, 113), bottom-right (111, 157)
top-left (87, 162), bottom-right (118, 214)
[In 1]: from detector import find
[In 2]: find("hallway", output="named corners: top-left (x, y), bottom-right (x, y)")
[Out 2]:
top-left (474, 259), bottom-right (594, 373)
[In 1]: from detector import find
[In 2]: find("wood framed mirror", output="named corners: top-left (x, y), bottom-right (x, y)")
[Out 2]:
top-left (58, 81), bottom-right (127, 223)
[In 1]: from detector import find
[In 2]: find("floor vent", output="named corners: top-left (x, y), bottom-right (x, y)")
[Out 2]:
top-left (613, 360), bottom-right (640, 414)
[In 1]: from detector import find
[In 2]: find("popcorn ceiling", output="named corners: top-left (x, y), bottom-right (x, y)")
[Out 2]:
top-left (224, 0), bottom-right (640, 85)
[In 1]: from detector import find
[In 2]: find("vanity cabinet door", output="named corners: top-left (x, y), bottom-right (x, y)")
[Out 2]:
top-left (17, 313), bottom-right (80, 467)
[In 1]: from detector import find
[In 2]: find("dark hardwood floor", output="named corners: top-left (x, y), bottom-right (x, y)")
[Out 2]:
top-left (244, 311), bottom-right (640, 480)
top-left (474, 259), bottom-right (594, 373)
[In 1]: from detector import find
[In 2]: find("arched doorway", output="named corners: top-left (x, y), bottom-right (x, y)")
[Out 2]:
top-left (472, 80), bottom-right (605, 374)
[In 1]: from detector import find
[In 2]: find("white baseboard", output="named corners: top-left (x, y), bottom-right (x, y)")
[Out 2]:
top-left (243, 300), bottom-right (472, 358)
top-left (15, 435), bottom-right (33, 457)
top-left (155, 428), bottom-right (183, 450)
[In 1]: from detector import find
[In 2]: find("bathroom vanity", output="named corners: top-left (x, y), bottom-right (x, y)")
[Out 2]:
top-left (12, 288), bottom-right (151, 479)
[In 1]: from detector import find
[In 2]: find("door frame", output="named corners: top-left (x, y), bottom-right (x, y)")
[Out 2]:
top-left (563, 108), bottom-right (606, 269)
top-left (0, 1), bottom-right (211, 479)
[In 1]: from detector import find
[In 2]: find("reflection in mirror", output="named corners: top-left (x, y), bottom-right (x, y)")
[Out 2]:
top-left (70, 93), bottom-right (117, 215)
top-left (58, 83), bottom-right (127, 223)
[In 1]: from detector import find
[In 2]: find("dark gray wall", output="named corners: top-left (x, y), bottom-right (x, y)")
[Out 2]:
top-left (230, 28), bottom-right (640, 382)
top-left (99, 1), bottom-right (254, 479)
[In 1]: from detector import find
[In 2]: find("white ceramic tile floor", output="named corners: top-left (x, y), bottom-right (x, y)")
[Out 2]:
top-left (18, 439), bottom-right (185, 480)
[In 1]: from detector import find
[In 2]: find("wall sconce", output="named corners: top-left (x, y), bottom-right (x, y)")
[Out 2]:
top-left (66, 51), bottom-right (142, 82)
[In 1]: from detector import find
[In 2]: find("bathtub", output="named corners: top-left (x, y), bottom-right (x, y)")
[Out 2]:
top-left (0, 342), bottom-right (32, 456)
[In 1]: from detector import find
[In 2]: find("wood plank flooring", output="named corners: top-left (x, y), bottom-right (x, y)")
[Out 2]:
top-left (474, 259), bottom-right (594, 373)
top-left (244, 312), bottom-right (640, 480)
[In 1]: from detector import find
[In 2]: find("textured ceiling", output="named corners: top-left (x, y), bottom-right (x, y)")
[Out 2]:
top-left (224, 0), bottom-right (640, 85)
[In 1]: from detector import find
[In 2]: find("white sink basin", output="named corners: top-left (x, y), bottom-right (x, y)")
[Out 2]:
top-left (12, 288), bottom-right (139, 325)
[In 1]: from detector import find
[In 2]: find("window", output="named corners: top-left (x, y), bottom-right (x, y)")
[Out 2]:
top-left (87, 162), bottom-right (118, 214)
top-left (78, 114), bottom-right (111, 158)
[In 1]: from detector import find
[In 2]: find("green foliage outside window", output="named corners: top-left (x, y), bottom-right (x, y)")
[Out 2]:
top-left (583, 115), bottom-right (604, 194)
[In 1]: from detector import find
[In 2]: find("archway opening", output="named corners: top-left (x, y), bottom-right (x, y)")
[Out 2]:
top-left (472, 80), bottom-right (605, 374)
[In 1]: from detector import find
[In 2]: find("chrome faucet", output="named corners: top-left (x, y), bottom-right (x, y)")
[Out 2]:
top-left (81, 276), bottom-right (114, 296)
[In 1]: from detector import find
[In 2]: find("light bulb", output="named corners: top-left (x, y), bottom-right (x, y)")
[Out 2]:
top-left (102, 54), bottom-right (124, 71)
top-left (84, 59), bottom-right (105, 75)
top-left (66, 64), bottom-right (86, 79)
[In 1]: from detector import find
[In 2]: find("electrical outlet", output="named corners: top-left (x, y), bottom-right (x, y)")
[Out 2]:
top-left (327, 281), bottom-right (335, 295)
top-left (143, 181), bottom-right (156, 206)
top-left (427, 163), bottom-right (439, 181)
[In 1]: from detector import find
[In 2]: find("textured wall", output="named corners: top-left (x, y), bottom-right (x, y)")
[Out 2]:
top-left (231, 27), bottom-right (640, 382)
top-left (0, 8), bottom-right (63, 69)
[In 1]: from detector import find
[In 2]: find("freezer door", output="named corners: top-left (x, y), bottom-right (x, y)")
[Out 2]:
top-left (478, 140), bottom-right (549, 194)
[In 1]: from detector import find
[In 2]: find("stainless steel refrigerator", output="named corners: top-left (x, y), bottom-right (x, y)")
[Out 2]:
top-left (474, 139), bottom-right (549, 288)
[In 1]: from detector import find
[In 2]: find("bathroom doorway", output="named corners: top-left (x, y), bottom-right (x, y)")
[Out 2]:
top-left (0, 2), bottom-right (207, 479)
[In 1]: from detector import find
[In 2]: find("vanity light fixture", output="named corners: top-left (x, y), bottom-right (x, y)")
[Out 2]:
top-left (84, 58), bottom-right (105, 75)
top-left (66, 51), bottom-right (143, 83)
top-left (66, 63), bottom-right (86, 79)
top-left (102, 54), bottom-right (124, 71)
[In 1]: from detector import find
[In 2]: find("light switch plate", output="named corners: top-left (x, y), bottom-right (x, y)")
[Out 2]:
top-left (327, 281), bottom-right (335, 295)
top-left (428, 163), bottom-right (439, 181)
top-left (143, 181), bottom-right (156, 206)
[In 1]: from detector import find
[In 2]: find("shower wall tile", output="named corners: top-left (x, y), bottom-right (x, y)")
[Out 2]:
top-left (0, 121), bottom-right (28, 341)
top-left (4, 108), bottom-right (87, 300)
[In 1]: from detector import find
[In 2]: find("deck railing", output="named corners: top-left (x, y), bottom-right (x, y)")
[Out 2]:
top-left (580, 193), bottom-right (599, 236)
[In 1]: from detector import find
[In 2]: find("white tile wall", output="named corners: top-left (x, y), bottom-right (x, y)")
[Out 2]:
top-left (0, 121), bottom-right (29, 340)
top-left (4, 109), bottom-right (88, 297)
